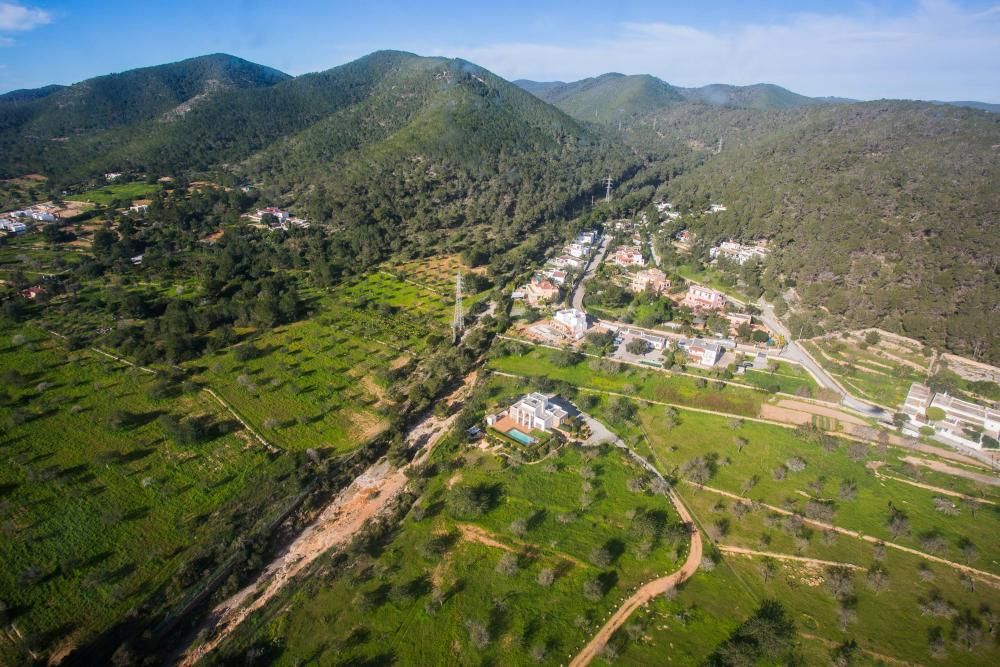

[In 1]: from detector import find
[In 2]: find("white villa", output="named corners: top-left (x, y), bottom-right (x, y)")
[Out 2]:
top-left (710, 240), bottom-right (769, 265)
top-left (707, 204), bottom-right (728, 213)
top-left (553, 308), bottom-right (588, 338)
top-left (901, 383), bottom-right (1000, 450)
top-left (487, 392), bottom-right (568, 433)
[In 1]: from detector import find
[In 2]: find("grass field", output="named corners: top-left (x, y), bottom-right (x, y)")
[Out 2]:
top-left (488, 345), bottom-right (766, 418)
top-left (740, 360), bottom-right (820, 397)
top-left (66, 181), bottom-right (160, 205)
top-left (0, 326), bottom-right (302, 664)
top-left (639, 407), bottom-right (1000, 575)
top-left (208, 441), bottom-right (688, 665)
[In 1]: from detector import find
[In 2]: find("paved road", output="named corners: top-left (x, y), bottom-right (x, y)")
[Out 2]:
top-left (756, 299), bottom-right (888, 419)
top-left (572, 235), bottom-right (611, 311)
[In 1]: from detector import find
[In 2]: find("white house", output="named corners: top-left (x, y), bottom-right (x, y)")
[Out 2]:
top-left (542, 268), bottom-right (568, 285)
top-left (710, 240), bottom-right (769, 265)
top-left (567, 242), bottom-right (589, 259)
top-left (575, 230), bottom-right (598, 245)
top-left (128, 204), bottom-right (149, 215)
top-left (256, 207), bottom-right (290, 222)
top-left (553, 308), bottom-right (589, 338)
top-left (506, 393), bottom-right (569, 432)
top-left (551, 254), bottom-right (584, 269)
top-left (679, 338), bottom-right (724, 366)
top-left (105, 172), bottom-right (122, 182)
top-left (707, 204), bottom-right (727, 213)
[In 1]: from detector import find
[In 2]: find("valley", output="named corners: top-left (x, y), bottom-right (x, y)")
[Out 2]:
top-left (0, 41), bottom-right (997, 667)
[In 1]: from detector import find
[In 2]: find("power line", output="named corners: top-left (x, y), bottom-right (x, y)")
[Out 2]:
top-left (604, 175), bottom-right (614, 203)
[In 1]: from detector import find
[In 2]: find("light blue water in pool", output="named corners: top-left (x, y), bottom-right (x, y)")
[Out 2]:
top-left (507, 428), bottom-right (536, 445)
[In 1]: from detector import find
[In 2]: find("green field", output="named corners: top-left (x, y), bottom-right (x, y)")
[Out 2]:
top-left (208, 438), bottom-right (688, 665)
top-left (488, 344), bottom-right (766, 417)
top-left (740, 359), bottom-right (820, 397)
top-left (67, 181), bottom-right (161, 205)
top-left (0, 327), bottom-right (302, 664)
top-left (640, 407), bottom-right (1000, 574)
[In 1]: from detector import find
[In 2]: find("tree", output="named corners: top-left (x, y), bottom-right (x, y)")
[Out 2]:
top-left (865, 563), bottom-right (889, 594)
top-left (583, 578), bottom-right (603, 601)
top-left (625, 338), bottom-right (650, 355)
top-left (887, 506), bottom-right (910, 539)
top-left (758, 557), bottom-right (778, 583)
top-left (537, 568), bottom-right (555, 587)
top-left (496, 553), bottom-right (519, 576)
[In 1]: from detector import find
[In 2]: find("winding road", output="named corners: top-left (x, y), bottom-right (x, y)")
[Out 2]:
top-left (569, 429), bottom-right (703, 667)
top-left (572, 234), bottom-right (611, 311)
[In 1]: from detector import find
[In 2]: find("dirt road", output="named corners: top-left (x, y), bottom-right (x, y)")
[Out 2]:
top-left (569, 488), bottom-right (702, 667)
top-left (717, 545), bottom-right (863, 571)
top-left (176, 373), bottom-right (477, 666)
top-left (688, 482), bottom-right (1000, 587)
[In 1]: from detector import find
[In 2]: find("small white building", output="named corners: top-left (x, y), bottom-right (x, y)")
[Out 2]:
top-left (679, 338), bottom-right (724, 366)
top-left (0, 219), bottom-right (28, 233)
top-left (553, 308), bottom-right (589, 339)
top-left (542, 268), bottom-right (568, 285)
top-left (707, 204), bottom-right (727, 213)
top-left (551, 254), bottom-right (584, 269)
top-left (128, 204), bottom-right (149, 215)
top-left (105, 172), bottom-right (122, 182)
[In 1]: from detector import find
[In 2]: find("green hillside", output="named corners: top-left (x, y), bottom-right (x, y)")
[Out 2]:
top-left (662, 101), bottom-right (1000, 364)
top-left (516, 73), bottom-right (685, 123)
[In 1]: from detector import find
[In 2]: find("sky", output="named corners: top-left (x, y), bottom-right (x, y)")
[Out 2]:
top-left (1, 0), bottom-right (999, 101)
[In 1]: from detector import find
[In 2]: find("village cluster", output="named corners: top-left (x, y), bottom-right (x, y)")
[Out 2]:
top-left (507, 208), bottom-right (779, 373)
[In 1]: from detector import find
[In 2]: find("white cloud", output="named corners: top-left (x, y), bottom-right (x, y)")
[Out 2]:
top-left (0, 2), bottom-right (51, 32)
top-left (439, 1), bottom-right (1000, 101)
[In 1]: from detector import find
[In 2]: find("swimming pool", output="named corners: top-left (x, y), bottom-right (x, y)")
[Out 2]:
top-left (506, 428), bottom-right (536, 445)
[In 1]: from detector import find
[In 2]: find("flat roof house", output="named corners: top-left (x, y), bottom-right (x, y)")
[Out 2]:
top-left (680, 338), bottom-right (723, 366)
top-left (553, 308), bottom-right (588, 338)
top-left (503, 393), bottom-right (568, 432)
top-left (902, 383), bottom-right (1000, 450)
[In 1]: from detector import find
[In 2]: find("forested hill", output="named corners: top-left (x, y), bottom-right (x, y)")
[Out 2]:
top-left (658, 100), bottom-right (1000, 364)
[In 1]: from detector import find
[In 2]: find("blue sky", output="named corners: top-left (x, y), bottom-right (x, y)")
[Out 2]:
top-left (2, 0), bottom-right (999, 101)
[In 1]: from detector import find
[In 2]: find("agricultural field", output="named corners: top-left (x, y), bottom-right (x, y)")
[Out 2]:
top-left (208, 435), bottom-right (689, 665)
top-left (185, 271), bottom-right (464, 453)
top-left (802, 331), bottom-right (930, 408)
top-left (387, 254), bottom-right (474, 293)
top-left (0, 326), bottom-right (303, 664)
top-left (66, 181), bottom-right (161, 205)
top-left (0, 232), bottom-right (85, 282)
